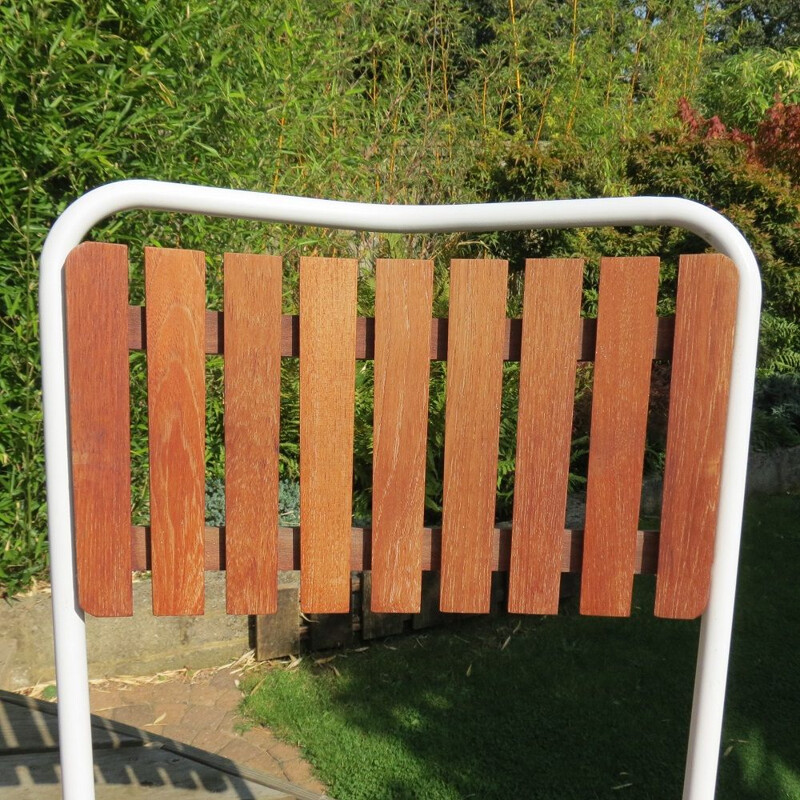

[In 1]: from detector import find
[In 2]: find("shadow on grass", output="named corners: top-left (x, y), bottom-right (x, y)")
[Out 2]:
top-left (242, 494), bottom-right (800, 800)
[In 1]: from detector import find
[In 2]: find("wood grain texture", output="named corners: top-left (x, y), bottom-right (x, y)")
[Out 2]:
top-left (224, 253), bottom-right (282, 615)
top-left (580, 257), bottom-right (660, 617)
top-left (128, 308), bottom-right (676, 361)
top-left (655, 254), bottom-right (738, 619)
top-left (362, 573), bottom-right (409, 636)
top-left (130, 526), bottom-right (661, 576)
top-left (371, 259), bottom-right (434, 612)
top-left (65, 242), bottom-right (133, 617)
top-left (440, 259), bottom-right (509, 613)
top-left (508, 259), bottom-right (584, 614)
top-left (299, 257), bottom-right (358, 613)
top-left (145, 247), bottom-right (206, 616)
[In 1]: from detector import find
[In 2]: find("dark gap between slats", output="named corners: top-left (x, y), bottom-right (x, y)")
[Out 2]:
top-left (128, 307), bottom-right (676, 361)
top-left (131, 527), bottom-right (660, 575)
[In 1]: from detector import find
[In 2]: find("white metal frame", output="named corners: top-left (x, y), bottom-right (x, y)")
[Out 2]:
top-left (39, 180), bottom-right (761, 800)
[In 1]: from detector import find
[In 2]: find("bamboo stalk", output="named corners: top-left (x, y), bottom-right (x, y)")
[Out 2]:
top-left (689, 0), bottom-right (711, 97)
top-left (569, 0), bottom-right (579, 65)
top-left (603, 8), bottom-right (616, 109)
top-left (509, 0), bottom-right (524, 129)
top-left (566, 64), bottom-right (586, 135)
top-left (626, 8), bottom-right (650, 129)
top-left (533, 83), bottom-right (553, 149)
top-left (272, 113), bottom-right (286, 194)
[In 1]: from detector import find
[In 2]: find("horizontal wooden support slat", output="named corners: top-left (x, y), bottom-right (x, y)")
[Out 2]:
top-left (131, 526), bottom-right (659, 575)
top-left (128, 306), bottom-right (675, 361)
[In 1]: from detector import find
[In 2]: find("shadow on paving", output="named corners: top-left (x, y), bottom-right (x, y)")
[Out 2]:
top-left (0, 690), bottom-right (319, 798)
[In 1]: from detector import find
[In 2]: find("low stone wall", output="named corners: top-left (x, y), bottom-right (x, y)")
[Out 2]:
top-left (638, 444), bottom-right (800, 516)
top-left (746, 444), bottom-right (800, 495)
top-left (0, 572), bottom-right (252, 689)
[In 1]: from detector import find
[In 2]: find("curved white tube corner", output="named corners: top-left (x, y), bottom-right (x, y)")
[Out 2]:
top-left (40, 181), bottom-right (761, 800)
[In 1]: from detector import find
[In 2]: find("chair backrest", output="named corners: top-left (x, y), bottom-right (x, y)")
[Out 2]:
top-left (63, 241), bottom-right (738, 623)
top-left (42, 185), bottom-right (762, 800)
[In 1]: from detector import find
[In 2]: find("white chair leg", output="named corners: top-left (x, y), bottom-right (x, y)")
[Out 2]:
top-left (51, 591), bottom-right (95, 800)
top-left (41, 275), bottom-right (96, 800)
top-left (681, 499), bottom-right (749, 799)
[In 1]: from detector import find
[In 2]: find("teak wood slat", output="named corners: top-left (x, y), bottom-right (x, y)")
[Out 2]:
top-left (508, 259), bottom-right (584, 614)
top-left (70, 243), bottom-right (740, 623)
top-left (580, 257), bottom-right (660, 617)
top-left (440, 259), bottom-right (509, 613)
top-left (145, 248), bottom-right (206, 616)
top-left (655, 255), bottom-right (738, 619)
top-left (371, 259), bottom-right (434, 613)
top-left (224, 254), bottom-right (283, 615)
top-left (65, 242), bottom-right (133, 617)
top-left (299, 257), bottom-right (358, 613)
top-left (128, 307), bottom-right (676, 362)
top-left (129, 526), bottom-right (661, 574)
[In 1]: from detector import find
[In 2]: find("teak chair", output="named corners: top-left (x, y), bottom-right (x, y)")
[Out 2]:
top-left (39, 181), bottom-right (761, 800)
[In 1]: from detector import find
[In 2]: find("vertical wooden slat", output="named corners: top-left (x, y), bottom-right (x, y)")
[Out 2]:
top-left (580, 257), bottom-right (659, 617)
top-left (440, 259), bottom-right (509, 613)
top-left (224, 253), bottom-right (282, 615)
top-left (655, 255), bottom-right (738, 619)
top-left (300, 257), bottom-right (358, 613)
top-left (371, 259), bottom-right (434, 613)
top-left (508, 259), bottom-right (584, 614)
top-left (65, 242), bottom-right (132, 617)
top-left (145, 247), bottom-right (206, 616)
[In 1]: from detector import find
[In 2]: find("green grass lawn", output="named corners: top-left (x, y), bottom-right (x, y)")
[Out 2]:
top-left (241, 494), bottom-right (800, 799)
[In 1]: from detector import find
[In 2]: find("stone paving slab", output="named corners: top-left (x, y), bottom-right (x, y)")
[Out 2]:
top-left (1, 673), bottom-right (332, 800)
top-left (0, 692), bottom-right (139, 754)
top-left (85, 667), bottom-right (326, 794)
top-left (0, 743), bottom-right (294, 799)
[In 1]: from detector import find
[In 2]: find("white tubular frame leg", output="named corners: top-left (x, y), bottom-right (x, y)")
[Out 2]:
top-left (40, 181), bottom-right (761, 800)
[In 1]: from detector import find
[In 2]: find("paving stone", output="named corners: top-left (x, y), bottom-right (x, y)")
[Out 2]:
top-left (180, 703), bottom-right (228, 733)
top-left (219, 709), bottom-right (242, 733)
top-left (243, 726), bottom-right (280, 749)
top-left (218, 737), bottom-right (273, 768)
top-left (267, 740), bottom-right (304, 765)
top-left (108, 703), bottom-right (155, 728)
top-left (282, 757), bottom-right (323, 790)
top-left (80, 667), bottom-right (326, 795)
top-left (207, 690), bottom-right (242, 710)
top-left (90, 688), bottom-right (134, 713)
top-left (1, 741), bottom-right (292, 798)
top-left (160, 725), bottom-right (192, 742)
top-left (187, 684), bottom-right (226, 707)
top-left (145, 701), bottom-right (187, 727)
top-left (189, 728), bottom-right (228, 753)
top-left (209, 670), bottom-right (239, 691)
top-left (145, 682), bottom-right (194, 703)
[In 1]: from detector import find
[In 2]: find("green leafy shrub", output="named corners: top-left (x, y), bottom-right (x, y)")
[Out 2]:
top-left (3, 1), bottom-right (799, 596)
top-left (485, 103), bottom-right (800, 378)
top-left (751, 374), bottom-right (800, 451)
top-left (625, 108), bottom-right (800, 355)
top-left (204, 476), bottom-right (300, 527)
top-left (278, 480), bottom-right (301, 526)
top-left (1, 0), bottom-right (487, 595)
top-left (699, 48), bottom-right (800, 133)
top-left (205, 477), bottom-right (226, 528)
